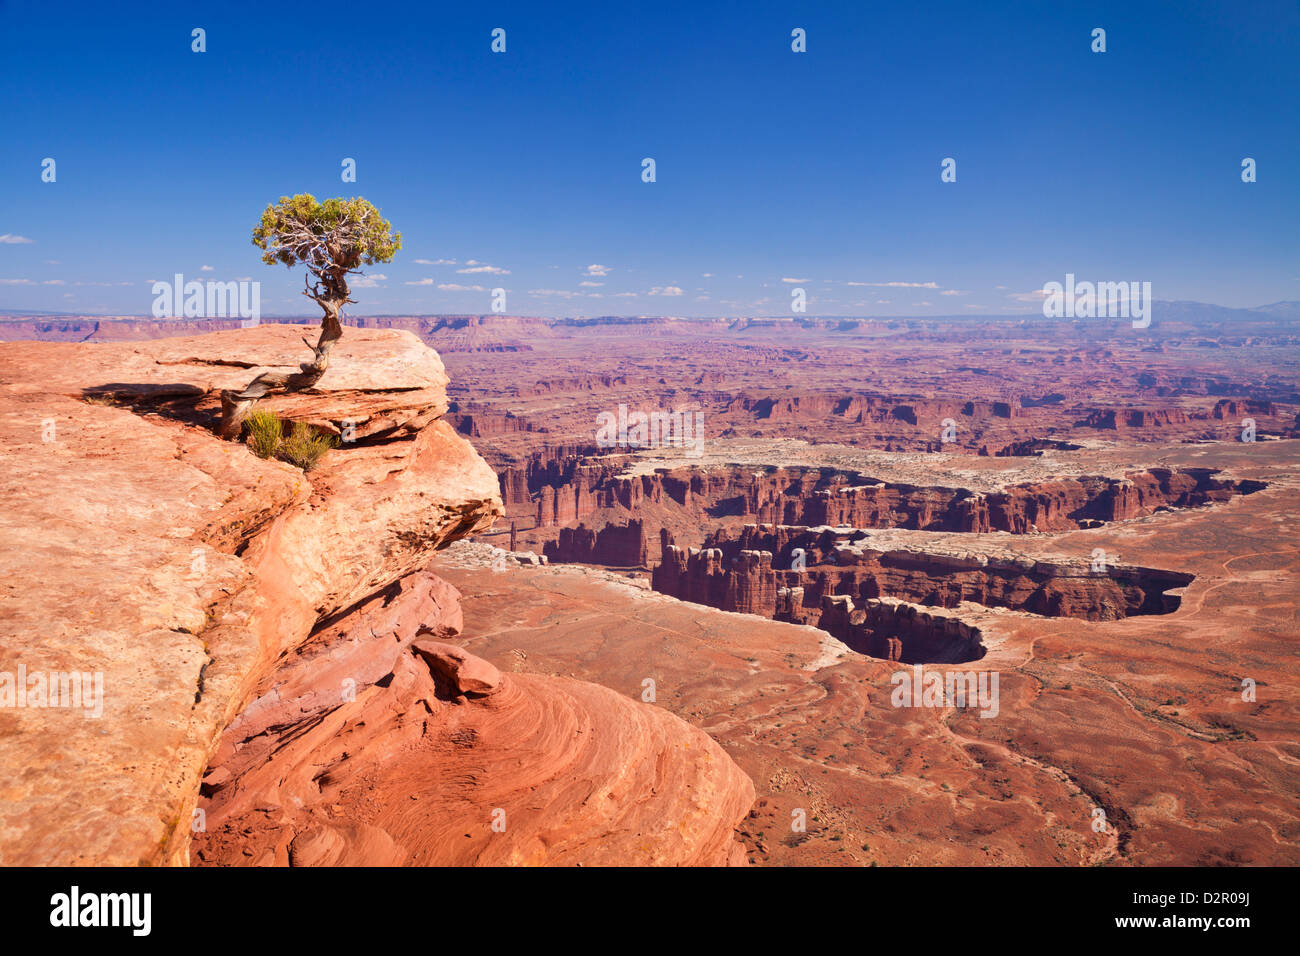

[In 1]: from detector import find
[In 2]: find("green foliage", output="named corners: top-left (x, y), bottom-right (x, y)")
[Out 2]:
top-left (251, 194), bottom-right (401, 271)
top-left (245, 413), bottom-right (334, 471)
top-left (245, 409), bottom-right (282, 459)
top-left (278, 421), bottom-right (337, 471)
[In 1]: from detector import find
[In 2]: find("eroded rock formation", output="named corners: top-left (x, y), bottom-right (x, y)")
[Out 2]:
top-left (543, 519), bottom-right (649, 567)
top-left (0, 326), bottom-right (753, 866)
top-left (650, 524), bottom-right (1195, 661)
top-left (522, 462), bottom-right (1263, 539)
top-left (193, 567), bottom-right (753, 866)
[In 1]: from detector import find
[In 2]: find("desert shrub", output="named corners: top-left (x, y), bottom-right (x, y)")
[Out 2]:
top-left (245, 410), bottom-right (283, 459)
top-left (278, 421), bottom-right (336, 471)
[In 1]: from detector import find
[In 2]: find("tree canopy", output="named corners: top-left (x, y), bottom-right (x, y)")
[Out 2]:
top-left (219, 195), bottom-right (401, 439)
top-left (252, 195), bottom-right (401, 275)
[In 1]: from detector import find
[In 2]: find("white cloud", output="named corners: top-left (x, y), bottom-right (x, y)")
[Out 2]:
top-left (1009, 289), bottom-right (1049, 302)
top-left (781, 277), bottom-right (808, 284)
top-left (701, 273), bottom-right (713, 278)
top-left (585, 264), bottom-right (610, 277)
top-left (438, 283), bottom-right (486, 291)
top-left (0, 234), bottom-right (34, 244)
top-left (457, 264), bottom-right (510, 275)
top-left (200, 265), bottom-right (214, 272)
top-left (414, 258), bottom-right (457, 265)
top-left (649, 286), bottom-right (684, 296)
top-left (352, 273), bottom-right (388, 288)
top-left (0, 278), bottom-right (34, 284)
top-left (579, 280), bottom-right (603, 287)
top-left (405, 278), bottom-right (436, 286)
top-left (848, 280), bottom-right (939, 288)
top-left (940, 289), bottom-right (967, 296)
top-left (611, 291), bottom-right (637, 298)
top-left (529, 288), bottom-right (582, 298)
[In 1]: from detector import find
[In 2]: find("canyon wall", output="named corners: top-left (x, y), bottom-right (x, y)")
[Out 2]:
top-left (649, 525), bottom-right (1195, 661)
top-left (525, 462), bottom-right (1263, 536)
top-left (543, 519), bottom-right (650, 567)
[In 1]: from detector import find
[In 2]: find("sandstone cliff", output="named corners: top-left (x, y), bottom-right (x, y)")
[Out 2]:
top-left (523, 461), bottom-right (1264, 537)
top-left (192, 567), bottom-right (752, 866)
top-left (543, 519), bottom-right (650, 567)
top-left (0, 326), bottom-right (752, 866)
top-left (650, 524), bottom-right (1197, 660)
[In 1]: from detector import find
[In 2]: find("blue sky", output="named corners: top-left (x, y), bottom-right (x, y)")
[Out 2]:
top-left (1, 0), bottom-right (1297, 317)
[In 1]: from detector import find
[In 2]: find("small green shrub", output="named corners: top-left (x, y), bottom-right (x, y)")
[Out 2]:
top-left (278, 421), bottom-right (336, 471)
top-left (245, 410), bottom-right (282, 459)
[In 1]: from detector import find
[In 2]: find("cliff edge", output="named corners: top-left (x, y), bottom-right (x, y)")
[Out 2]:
top-left (0, 326), bottom-right (752, 866)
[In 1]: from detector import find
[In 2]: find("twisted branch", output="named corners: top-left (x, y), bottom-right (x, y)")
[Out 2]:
top-left (218, 199), bottom-right (393, 438)
top-left (219, 236), bottom-right (361, 439)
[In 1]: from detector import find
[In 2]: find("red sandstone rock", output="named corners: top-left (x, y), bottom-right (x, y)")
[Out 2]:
top-left (513, 462), bottom-right (1262, 555)
top-left (193, 593), bottom-right (754, 867)
top-left (652, 524), bottom-right (1195, 636)
top-left (543, 519), bottom-right (649, 566)
top-left (0, 327), bottom-right (502, 865)
top-left (0, 324), bottom-right (755, 868)
top-left (412, 639), bottom-right (503, 695)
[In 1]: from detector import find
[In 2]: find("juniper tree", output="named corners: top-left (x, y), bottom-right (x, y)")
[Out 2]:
top-left (219, 194), bottom-right (401, 437)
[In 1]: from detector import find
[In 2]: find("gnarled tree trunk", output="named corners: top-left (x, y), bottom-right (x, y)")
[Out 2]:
top-left (219, 264), bottom-right (352, 439)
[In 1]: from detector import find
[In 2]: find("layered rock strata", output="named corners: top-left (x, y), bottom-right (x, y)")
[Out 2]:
top-left (650, 525), bottom-right (1195, 661)
top-left (0, 327), bottom-right (501, 864)
top-left (0, 326), bottom-right (752, 866)
top-left (543, 519), bottom-right (650, 567)
top-left (525, 461), bottom-right (1263, 535)
top-left (193, 568), bottom-right (753, 866)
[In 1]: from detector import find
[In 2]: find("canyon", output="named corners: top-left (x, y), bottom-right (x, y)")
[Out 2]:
top-left (650, 526), bottom-right (1197, 662)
